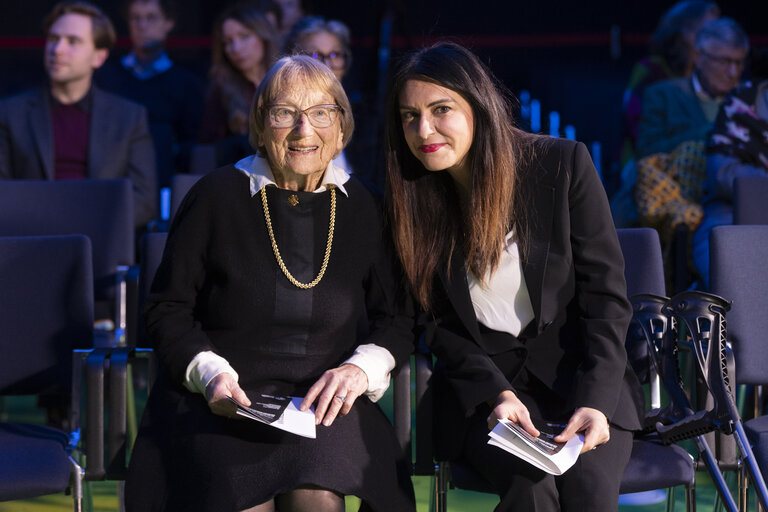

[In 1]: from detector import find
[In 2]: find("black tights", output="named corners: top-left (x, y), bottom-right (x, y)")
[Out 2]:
top-left (241, 485), bottom-right (345, 512)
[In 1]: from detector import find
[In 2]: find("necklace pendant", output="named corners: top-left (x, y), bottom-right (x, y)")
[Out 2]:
top-left (288, 194), bottom-right (299, 207)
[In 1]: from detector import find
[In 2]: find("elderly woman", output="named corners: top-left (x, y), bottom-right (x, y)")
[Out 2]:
top-left (283, 16), bottom-right (352, 82)
top-left (283, 16), bottom-right (355, 174)
top-left (126, 55), bottom-right (416, 512)
top-left (385, 42), bottom-right (643, 511)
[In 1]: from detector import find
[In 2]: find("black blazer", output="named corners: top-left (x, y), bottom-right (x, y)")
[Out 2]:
top-left (0, 86), bottom-right (157, 227)
top-left (425, 136), bottom-right (643, 458)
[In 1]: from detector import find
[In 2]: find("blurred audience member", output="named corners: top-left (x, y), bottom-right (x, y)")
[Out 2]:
top-left (251, 0), bottom-right (283, 32)
top-left (692, 79), bottom-right (768, 288)
top-left (274, 0), bottom-right (305, 37)
top-left (283, 16), bottom-right (354, 173)
top-left (610, 1), bottom-right (718, 230)
top-left (199, 3), bottom-right (279, 166)
top-left (283, 16), bottom-right (351, 82)
top-left (0, 0), bottom-right (156, 229)
top-left (633, 17), bottom-right (748, 289)
top-left (96, 0), bottom-right (204, 191)
top-left (637, 17), bottom-right (748, 158)
top-left (618, 1), bottom-right (719, 169)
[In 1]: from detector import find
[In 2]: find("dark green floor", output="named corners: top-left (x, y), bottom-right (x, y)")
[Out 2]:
top-left (0, 474), bottom-right (760, 512)
top-left (1, 394), bottom-right (762, 511)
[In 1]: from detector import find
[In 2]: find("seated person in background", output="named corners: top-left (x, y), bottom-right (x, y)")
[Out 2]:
top-left (251, 0), bottom-right (284, 33)
top-left (0, 0), bottom-right (157, 229)
top-left (273, 0), bottom-right (305, 37)
top-left (692, 78), bottom-right (768, 289)
top-left (283, 16), bottom-right (354, 174)
top-left (125, 55), bottom-right (416, 512)
top-left (95, 0), bottom-right (204, 191)
top-left (633, 17), bottom-right (748, 287)
top-left (637, 17), bottom-right (748, 159)
top-left (609, 1), bottom-right (718, 229)
top-left (618, 1), bottom-right (719, 171)
top-left (198, 3), bottom-right (279, 167)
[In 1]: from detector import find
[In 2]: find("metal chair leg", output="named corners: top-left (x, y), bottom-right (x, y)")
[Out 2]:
top-left (118, 480), bottom-right (126, 512)
top-left (69, 456), bottom-right (83, 512)
top-left (685, 481), bottom-right (696, 512)
top-left (665, 487), bottom-right (676, 512)
top-left (436, 462), bottom-right (448, 512)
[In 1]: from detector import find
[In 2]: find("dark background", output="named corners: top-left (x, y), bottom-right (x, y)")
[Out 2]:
top-left (1, 0), bottom-right (766, 181)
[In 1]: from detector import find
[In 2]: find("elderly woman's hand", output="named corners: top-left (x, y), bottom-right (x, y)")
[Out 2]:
top-left (205, 372), bottom-right (251, 418)
top-left (300, 363), bottom-right (368, 426)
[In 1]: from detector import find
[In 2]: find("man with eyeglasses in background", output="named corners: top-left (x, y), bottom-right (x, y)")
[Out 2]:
top-left (629, 17), bottom-right (748, 291)
top-left (637, 17), bottom-right (749, 158)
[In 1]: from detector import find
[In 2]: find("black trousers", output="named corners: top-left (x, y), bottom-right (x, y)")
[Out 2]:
top-left (461, 368), bottom-right (634, 512)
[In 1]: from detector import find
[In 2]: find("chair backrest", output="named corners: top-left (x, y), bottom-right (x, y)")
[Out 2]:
top-left (617, 228), bottom-right (666, 399)
top-left (139, 232), bottom-right (168, 308)
top-left (734, 176), bottom-right (768, 225)
top-left (0, 179), bottom-right (134, 308)
top-left (170, 174), bottom-right (203, 221)
top-left (0, 235), bottom-right (94, 396)
top-left (617, 227), bottom-right (666, 297)
top-left (710, 225), bottom-right (768, 385)
top-left (136, 232), bottom-right (168, 346)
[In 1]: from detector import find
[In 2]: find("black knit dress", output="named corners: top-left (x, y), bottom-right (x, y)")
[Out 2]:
top-left (125, 166), bottom-right (416, 512)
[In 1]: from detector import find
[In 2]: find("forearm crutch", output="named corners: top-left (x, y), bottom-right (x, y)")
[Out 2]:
top-left (664, 291), bottom-right (768, 510)
top-left (631, 294), bottom-right (740, 512)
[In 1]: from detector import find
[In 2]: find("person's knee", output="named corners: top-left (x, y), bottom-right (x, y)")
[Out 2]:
top-left (276, 485), bottom-right (345, 512)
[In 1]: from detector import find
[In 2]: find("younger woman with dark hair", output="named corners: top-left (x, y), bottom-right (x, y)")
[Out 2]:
top-left (386, 42), bottom-right (644, 511)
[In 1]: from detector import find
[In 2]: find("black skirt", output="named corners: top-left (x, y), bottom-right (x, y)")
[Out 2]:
top-left (125, 373), bottom-right (415, 512)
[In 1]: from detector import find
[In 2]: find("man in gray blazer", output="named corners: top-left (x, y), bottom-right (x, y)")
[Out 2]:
top-left (0, 1), bottom-right (157, 229)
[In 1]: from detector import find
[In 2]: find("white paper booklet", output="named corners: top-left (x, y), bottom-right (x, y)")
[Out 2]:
top-left (488, 419), bottom-right (584, 475)
top-left (229, 395), bottom-right (316, 439)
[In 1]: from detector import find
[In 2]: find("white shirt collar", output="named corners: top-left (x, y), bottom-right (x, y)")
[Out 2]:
top-left (234, 154), bottom-right (350, 197)
top-left (692, 72), bottom-right (721, 101)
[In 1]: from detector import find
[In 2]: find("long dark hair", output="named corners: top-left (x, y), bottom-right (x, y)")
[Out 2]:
top-left (209, 3), bottom-right (279, 134)
top-left (385, 42), bottom-right (530, 309)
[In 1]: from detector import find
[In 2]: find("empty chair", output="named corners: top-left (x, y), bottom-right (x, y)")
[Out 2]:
top-left (710, 225), bottom-right (768, 486)
top-left (734, 175), bottom-right (768, 225)
top-left (137, 231), bottom-right (168, 346)
top-left (170, 173), bottom-right (203, 221)
top-left (617, 227), bottom-right (696, 511)
top-left (0, 179), bottom-right (135, 334)
top-left (0, 234), bottom-right (93, 506)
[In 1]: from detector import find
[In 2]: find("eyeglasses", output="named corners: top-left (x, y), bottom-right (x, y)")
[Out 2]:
top-left (304, 50), bottom-right (347, 69)
top-left (266, 104), bottom-right (342, 128)
top-left (702, 51), bottom-right (746, 69)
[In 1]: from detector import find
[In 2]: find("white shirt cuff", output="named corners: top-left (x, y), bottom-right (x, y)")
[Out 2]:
top-left (344, 343), bottom-right (396, 402)
top-left (183, 351), bottom-right (239, 395)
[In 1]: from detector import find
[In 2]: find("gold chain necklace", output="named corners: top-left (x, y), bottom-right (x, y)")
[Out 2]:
top-left (260, 185), bottom-right (336, 289)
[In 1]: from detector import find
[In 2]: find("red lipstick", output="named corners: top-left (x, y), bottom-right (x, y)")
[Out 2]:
top-left (419, 143), bottom-right (445, 153)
